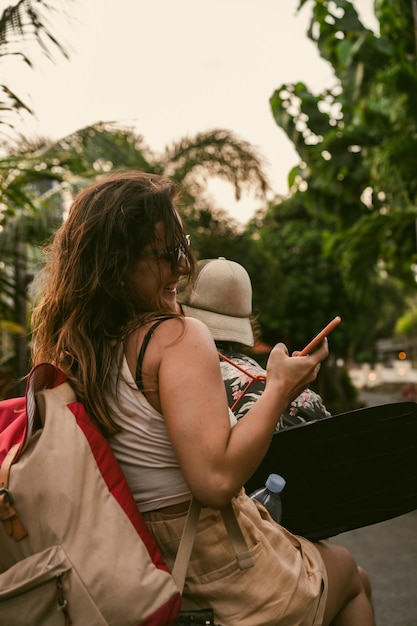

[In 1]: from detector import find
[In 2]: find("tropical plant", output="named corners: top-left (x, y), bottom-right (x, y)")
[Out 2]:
top-left (0, 0), bottom-right (71, 393)
top-left (0, 0), bottom-right (69, 136)
top-left (247, 193), bottom-right (406, 360)
top-left (0, 140), bottom-right (72, 392)
top-left (42, 122), bottom-right (270, 211)
top-left (238, 0), bottom-right (417, 408)
top-left (269, 0), bottom-right (417, 295)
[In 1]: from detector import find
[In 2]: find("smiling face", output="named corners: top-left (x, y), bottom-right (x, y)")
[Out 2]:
top-left (57, 171), bottom-right (195, 328)
top-left (129, 221), bottom-right (190, 312)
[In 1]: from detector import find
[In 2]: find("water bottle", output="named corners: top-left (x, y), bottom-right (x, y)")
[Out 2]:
top-left (249, 473), bottom-right (286, 523)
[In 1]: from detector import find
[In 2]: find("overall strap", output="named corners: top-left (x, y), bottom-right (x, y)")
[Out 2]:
top-left (135, 316), bottom-right (172, 390)
top-left (172, 499), bottom-right (254, 593)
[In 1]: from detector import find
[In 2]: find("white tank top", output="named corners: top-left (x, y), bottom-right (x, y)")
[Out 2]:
top-left (106, 354), bottom-right (236, 512)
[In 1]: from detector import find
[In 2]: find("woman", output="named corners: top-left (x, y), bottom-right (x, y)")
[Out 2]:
top-left (31, 171), bottom-right (375, 625)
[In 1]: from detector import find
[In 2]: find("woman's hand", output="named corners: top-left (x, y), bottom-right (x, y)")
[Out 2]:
top-left (264, 339), bottom-right (329, 406)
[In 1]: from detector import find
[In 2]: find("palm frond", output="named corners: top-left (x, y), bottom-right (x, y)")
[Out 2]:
top-left (0, 0), bottom-right (69, 60)
top-left (162, 129), bottom-right (271, 201)
top-left (0, 1), bottom-right (71, 138)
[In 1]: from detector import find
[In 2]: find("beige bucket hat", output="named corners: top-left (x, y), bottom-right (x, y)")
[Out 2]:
top-left (177, 258), bottom-right (254, 347)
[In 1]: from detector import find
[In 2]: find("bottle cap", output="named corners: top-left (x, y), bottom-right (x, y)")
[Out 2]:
top-left (266, 473), bottom-right (286, 493)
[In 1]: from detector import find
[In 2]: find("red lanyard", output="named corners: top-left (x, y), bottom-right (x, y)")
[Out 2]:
top-left (218, 352), bottom-right (266, 412)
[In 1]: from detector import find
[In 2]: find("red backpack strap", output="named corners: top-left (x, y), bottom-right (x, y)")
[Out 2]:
top-left (0, 363), bottom-right (66, 541)
top-left (24, 363), bottom-right (66, 448)
top-left (0, 397), bottom-right (26, 467)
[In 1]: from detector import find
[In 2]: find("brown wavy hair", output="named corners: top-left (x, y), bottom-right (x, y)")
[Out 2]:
top-left (31, 170), bottom-right (196, 435)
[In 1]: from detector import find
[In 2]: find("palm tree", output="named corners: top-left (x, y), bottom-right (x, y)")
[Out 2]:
top-left (44, 121), bottom-right (272, 255)
top-left (44, 121), bottom-right (271, 229)
top-left (0, 0), bottom-right (69, 136)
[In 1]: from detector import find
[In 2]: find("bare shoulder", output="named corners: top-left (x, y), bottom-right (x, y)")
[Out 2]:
top-left (127, 315), bottom-right (214, 351)
top-left (153, 315), bottom-right (214, 350)
top-left (125, 316), bottom-right (216, 382)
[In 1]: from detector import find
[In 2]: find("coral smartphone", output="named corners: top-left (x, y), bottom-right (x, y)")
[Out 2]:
top-left (298, 316), bottom-right (341, 356)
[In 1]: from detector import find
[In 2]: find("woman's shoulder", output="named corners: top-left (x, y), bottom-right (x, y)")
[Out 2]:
top-left (131, 314), bottom-right (213, 350)
top-left (160, 315), bottom-right (214, 348)
top-left (125, 315), bottom-right (217, 387)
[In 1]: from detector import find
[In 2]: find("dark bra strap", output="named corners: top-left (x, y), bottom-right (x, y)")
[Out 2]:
top-left (135, 316), bottom-right (172, 390)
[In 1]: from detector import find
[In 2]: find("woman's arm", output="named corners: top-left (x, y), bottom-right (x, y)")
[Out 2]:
top-left (156, 317), bottom-right (327, 508)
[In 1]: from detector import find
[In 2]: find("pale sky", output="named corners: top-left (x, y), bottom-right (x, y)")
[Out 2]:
top-left (4, 0), bottom-right (377, 223)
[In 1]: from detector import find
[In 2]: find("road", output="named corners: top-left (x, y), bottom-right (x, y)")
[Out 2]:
top-left (336, 510), bottom-right (417, 625)
top-left (333, 390), bottom-right (417, 625)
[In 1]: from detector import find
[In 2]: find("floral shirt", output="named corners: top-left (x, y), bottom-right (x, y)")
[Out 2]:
top-left (218, 350), bottom-right (331, 432)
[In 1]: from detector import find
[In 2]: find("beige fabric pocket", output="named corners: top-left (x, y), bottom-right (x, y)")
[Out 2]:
top-left (0, 545), bottom-right (71, 626)
top-left (0, 544), bottom-right (109, 626)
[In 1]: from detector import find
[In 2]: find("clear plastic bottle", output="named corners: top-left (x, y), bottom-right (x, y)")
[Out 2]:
top-left (249, 473), bottom-right (286, 523)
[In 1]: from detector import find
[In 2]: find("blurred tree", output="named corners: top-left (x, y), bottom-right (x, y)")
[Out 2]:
top-left (0, 0), bottom-right (70, 393)
top-left (395, 296), bottom-right (417, 349)
top-left (39, 122), bottom-right (270, 270)
top-left (0, 141), bottom-right (71, 393)
top-left (247, 194), bottom-right (405, 360)
top-left (42, 122), bottom-right (270, 215)
top-left (258, 0), bottom-right (417, 409)
top-left (270, 0), bottom-right (417, 295)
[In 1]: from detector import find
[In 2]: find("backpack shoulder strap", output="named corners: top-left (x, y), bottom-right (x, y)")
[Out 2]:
top-left (135, 315), bottom-right (172, 390)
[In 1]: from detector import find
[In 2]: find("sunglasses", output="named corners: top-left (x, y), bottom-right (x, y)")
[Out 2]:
top-left (141, 234), bottom-right (191, 265)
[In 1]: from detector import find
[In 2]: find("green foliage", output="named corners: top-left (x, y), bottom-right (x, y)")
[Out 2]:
top-left (0, 142), bottom-right (69, 331)
top-left (246, 195), bottom-right (352, 353)
top-left (42, 123), bottom-right (153, 177)
top-left (270, 0), bottom-right (417, 297)
top-left (257, 0), bottom-right (417, 377)
top-left (394, 298), bottom-right (417, 338)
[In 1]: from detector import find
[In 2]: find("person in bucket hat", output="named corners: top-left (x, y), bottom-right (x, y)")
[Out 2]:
top-left (177, 257), bottom-right (331, 429)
